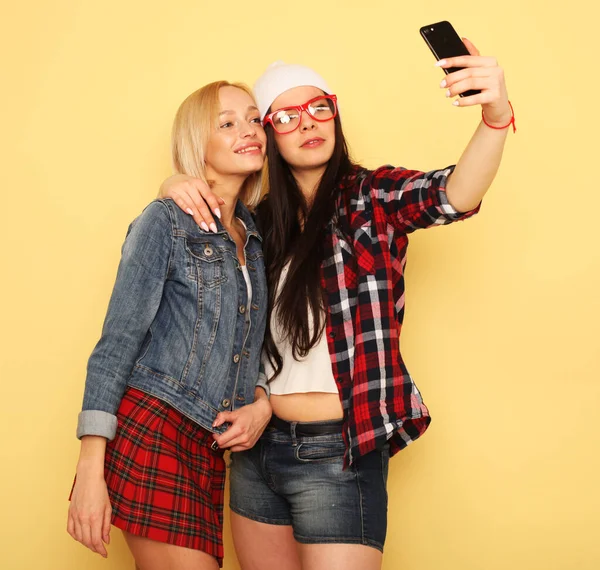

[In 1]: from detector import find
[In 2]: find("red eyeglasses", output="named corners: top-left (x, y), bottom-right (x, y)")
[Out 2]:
top-left (263, 94), bottom-right (338, 134)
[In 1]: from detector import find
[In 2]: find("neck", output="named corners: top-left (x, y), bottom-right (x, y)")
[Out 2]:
top-left (206, 172), bottom-right (246, 226)
top-left (290, 165), bottom-right (326, 205)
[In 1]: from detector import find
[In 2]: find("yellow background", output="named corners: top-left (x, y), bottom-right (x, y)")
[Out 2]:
top-left (1, 0), bottom-right (598, 569)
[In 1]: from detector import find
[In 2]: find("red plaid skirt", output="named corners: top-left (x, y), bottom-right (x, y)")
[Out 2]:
top-left (104, 388), bottom-right (225, 565)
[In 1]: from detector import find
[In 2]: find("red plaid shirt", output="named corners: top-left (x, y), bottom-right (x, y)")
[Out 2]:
top-left (321, 164), bottom-right (480, 466)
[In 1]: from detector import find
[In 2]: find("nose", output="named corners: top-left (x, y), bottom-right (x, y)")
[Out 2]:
top-left (239, 120), bottom-right (258, 138)
top-left (299, 109), bottom-right (316, 132)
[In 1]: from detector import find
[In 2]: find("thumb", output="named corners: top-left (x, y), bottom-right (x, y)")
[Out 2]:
top-left (213, 411), bottom-right (236, 428)
top-left (462, 37), bottom-right (480, 56)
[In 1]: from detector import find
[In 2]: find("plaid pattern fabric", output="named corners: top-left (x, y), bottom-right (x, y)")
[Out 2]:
top-left (104, 388), bottom-right (226, 565)
top-left (321, 165), bottom-right (480, 466)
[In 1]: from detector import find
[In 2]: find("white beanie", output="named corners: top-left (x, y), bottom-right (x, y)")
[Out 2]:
top-left (253, 61), bottom-right (332, 120)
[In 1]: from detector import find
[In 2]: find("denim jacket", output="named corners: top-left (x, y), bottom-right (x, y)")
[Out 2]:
top-left (77, 198), bottom-right (268, 440)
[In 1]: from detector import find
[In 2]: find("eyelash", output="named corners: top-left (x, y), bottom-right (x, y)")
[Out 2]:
top-left (220, 118), bottom-right (262, 129)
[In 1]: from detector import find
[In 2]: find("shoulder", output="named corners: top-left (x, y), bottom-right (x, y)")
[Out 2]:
top-left (128, 199), bottom-right (175, 238)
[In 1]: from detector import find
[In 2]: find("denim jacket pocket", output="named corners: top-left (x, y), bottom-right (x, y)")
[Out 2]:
top-left (185, 240), bottom-right (228, 289)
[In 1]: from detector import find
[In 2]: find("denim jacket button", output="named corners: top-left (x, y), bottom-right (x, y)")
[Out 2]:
top-left (221, 398), bottom-right (231, 408)
top-left (233, 354), bottom-right (240, 363)
top-left (239, 305), bottom-right (246, 314)
top-left (204, 246), bottom-right (213, 256)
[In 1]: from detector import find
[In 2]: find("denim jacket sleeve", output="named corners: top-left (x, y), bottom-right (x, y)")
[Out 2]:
top-left (77, 201), bottom-right (173, 440)
top-left (255, 358), bottom-right (270, 398)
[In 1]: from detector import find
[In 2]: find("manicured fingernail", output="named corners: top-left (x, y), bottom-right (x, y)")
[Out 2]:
top-left (453, 101), bottom-right (460, 106)
top-left (200, 222), bottom-right (209, 232)
top-left (435, 59), bottom-right (447, 67)
top-left (446, 89), bottom-right (451, 98)
top-left (210, 223), bottom-right (218, 233)
top-left (214, 208), bottom-right (222, 219)
top-left (440, 79), bottom-right (447, 88)
top-left (186, 208), bottom-right (194, 216)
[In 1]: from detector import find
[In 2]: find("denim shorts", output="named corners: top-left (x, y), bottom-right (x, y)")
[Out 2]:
top-left (229, 417), bottom-right (390, 551)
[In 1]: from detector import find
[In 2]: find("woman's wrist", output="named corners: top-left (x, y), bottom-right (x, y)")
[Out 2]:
top-left (253, 391), bottom-right (272, 416)
top-left (482, 101), bottom-right (516, 132)
top-left (76, 435), bottom-right (107, 476)
top-left (76, 457), bottom-right (105, 478)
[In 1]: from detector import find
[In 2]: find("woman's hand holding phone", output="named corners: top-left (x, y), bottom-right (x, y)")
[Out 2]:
top-left (437, 38), bottom-right (511, 126)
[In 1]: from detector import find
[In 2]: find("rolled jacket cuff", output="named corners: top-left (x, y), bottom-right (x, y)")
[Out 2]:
top-left (77, 410), bottom-right (118, 440)
top-left (256, 372), bottom-right (270, 398)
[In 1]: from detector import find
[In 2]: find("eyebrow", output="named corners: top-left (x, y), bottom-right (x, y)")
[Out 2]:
top-left (219, 105), bottom-right (259, 116)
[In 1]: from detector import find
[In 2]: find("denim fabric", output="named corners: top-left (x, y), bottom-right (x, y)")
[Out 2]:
top-left (229, 420), bottom-right (390, 551)
top-left (77, 198), bottom-right (267, 440)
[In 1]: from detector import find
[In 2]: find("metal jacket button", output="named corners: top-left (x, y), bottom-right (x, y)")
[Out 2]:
top-left (233, 354), bottom-right (240, 363)
top-left (204, 246), bottom-right (213, 256)
top-left (221, 399), bottom-right (230, 408)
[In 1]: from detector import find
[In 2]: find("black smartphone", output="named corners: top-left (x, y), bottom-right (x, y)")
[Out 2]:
top-left (420, 20), bottom-right (480, 97)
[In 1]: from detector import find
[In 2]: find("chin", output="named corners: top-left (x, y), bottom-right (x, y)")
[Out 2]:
top-left (301, 152), bottom-right (333, 170)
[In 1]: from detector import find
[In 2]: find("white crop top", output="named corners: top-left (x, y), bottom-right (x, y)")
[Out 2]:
top-left (262, 263), bottom-right (337, 396)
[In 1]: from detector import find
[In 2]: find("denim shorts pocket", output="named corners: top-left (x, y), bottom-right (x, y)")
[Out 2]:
top-left (294, 439), bottom-right (346, 463)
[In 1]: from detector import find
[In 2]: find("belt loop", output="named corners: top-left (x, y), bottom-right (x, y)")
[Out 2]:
top-left (290, 421), bottom-right (298, 446)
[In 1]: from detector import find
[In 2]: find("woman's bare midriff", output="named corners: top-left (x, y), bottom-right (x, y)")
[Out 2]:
top-left (270, 392), bottom-right (344, 422)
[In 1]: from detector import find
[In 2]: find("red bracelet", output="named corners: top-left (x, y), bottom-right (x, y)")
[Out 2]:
top-left (482, 100), bottom-right (516, 133)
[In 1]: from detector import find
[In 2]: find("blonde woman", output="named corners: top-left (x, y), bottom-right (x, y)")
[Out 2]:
top-left (67, 81), bottom-right (271, 570)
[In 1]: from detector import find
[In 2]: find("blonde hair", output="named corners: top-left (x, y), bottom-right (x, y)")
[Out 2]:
top-left (171, 81), bottom-right (264, 209)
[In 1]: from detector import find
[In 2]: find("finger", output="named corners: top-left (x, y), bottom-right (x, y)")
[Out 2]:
top-left (191, 190), bottom-right (217, 232)
top-left (171, 192), bottom-right (209, 230)
top-left (67, 513), bottom-right (76, 539)
top-left (442, 67), bottom-right (489, 88)
top-left (195, 181), bottom-right (226, 217)
top-left (219, 433), bottom-right (252, 450)
top-left (181, 186), bottom-right (211, 230)
top-left (446, 78), bottom-right (495, 99)
top-left (81, 522), bottom-right (97, 553)
top-left (461, 37), bottom-right (480, 56)
top-left (73, 517), bottom-right (83, 543)
top-left (214, 424), bottom-right (245, 448)
top-left (213, 411), bottom-right (236, 428)
top-left (437, 55), bottom-right (498, 69)
top-left (452, 92), bottom-right (493, 107)
top-left (102, 507), bottom-right (112, 544)
top-left (91, 519), bottom-right (107, 558)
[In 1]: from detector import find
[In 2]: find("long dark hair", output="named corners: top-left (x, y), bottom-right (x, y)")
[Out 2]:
top-left (257, 114), bottom-right (354, 380)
